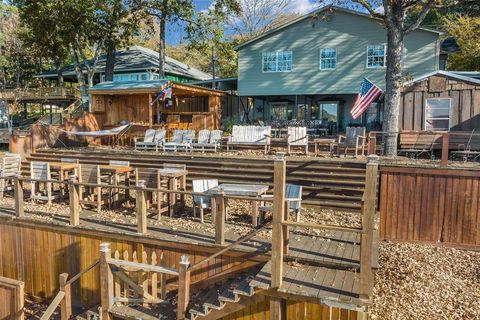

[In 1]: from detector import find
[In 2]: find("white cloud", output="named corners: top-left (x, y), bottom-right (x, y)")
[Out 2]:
top-left (286, 0), bottom-right (321, 14)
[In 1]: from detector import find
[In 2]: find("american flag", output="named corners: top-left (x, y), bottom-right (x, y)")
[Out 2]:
top-left (350, 78), bottom-right (383, 119)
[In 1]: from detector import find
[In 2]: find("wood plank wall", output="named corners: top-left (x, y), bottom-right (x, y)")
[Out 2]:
top-left (0, 221), bottom-right (247, 308)
top-left (220, 298), bottom-right (360, 320)
top-left (0, 276), bottom-right (23, 320)
top-left (399, 75), bottom-right (480, 131)
top-left (380, 166), bottom-right (480, 247)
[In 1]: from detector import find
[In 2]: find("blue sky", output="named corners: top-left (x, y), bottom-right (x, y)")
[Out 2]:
top-left (165, 0), bottom-right (319, 45)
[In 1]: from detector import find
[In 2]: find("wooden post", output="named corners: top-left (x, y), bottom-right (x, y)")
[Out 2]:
top-left (136, 181), bottom-right (147, 234)
top-left (14, 176), bottom-right (24, 218)
top-left (283, 200), bottom-right (289, 255)
top-left (270, 152), bottom-right (286, 320)
top-left (148, 93), bottom-right (153, 128)
top-left (368, 133), bottom-right (377, 155)
top-left (69, 179), bottom-right (80, 226)
top-left (441, 132), bottom-right (449, 167)
top-left (177, 255), bottom-right (191, 320)
top-left (359, 155), bottom-right (378, 302)
top-left (215, 190), bottom-right (225, 245)
top-left (59, 273), bottom-right (72, 320)
top-left (100, 243), bottom-right (114, 320)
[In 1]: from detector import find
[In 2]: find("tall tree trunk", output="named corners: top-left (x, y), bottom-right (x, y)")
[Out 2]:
top-left (105, 43), bottom-right (116, 82)
top-left (69, 45), bottom-right (90, 110)
top-left (158, 16), bottom-right (166, 79)
top-left (383, 6), bottom-right (404, 156)
top-left (55, 59), bottom-right (64, 87)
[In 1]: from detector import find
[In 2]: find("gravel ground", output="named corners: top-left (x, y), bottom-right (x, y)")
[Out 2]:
top-left (1, 196), bottom-right (479, 319)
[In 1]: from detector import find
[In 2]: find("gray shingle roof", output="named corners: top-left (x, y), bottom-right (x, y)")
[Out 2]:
top-left (37, 46), bottom-right (211, 81)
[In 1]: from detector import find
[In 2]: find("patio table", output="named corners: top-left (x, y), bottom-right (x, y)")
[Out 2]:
top-left (157, 168), bottom-right (188, 216)
top-left (49, 162), bottom-right (79, 199)
top-left (208, 183), bottom-right (269, 227)
top-left (313, 138), bottom-right (336, 157)
top-left (99, 164), bottom-right (134, 207)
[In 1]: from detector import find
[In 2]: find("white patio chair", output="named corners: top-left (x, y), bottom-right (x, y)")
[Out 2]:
top-left (259, 184), bottom-right (303, 223)
top-left (287, 127), bottom-right (308, 155)
top-left (191, 129), bottom-right (211, 152)
top-left (0, 154), bottom-right (21, 198)
top-left (30, 161), bottom-right (60, 205)
top-left (163, 130), bottom-right (184, 152)
top-left (134, 129), bottom-right (157, 151)
top-left (192, 179), bottom-right (218, 223)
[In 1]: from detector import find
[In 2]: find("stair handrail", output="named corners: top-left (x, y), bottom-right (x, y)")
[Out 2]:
top-left (189, 221), bottom-right (272, 272)
top-left (39, 259), bottom-right (100, 320)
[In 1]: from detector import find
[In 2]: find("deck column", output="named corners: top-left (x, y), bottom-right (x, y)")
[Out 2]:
top-left (68, 178), bottom-right (80, 226)
top-left (100, 243), bottom-right (114, 320)
top-left (359, 155), bottom-right (378, 302)
top-left (14, 176), bottom-right (24, 218)
top-left (270, 152), bottom-right (286, 320)
top-left (177, 255), bottom-right (191, 320)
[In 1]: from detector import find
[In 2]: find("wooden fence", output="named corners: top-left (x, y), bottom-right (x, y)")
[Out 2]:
top-left (379, 166), bottom-right (480, 247)
top-left (0, 276), bottom-right (24, 320)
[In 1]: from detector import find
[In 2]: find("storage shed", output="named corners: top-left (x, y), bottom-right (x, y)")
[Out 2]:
top-left (399, 70), bottom-right (480, 132)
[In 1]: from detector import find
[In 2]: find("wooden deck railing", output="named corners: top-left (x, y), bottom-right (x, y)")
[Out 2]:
top-left (0, 87), bottom-right (78, 101)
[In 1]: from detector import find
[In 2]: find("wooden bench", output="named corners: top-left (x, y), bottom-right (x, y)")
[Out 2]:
top-left (227, 125), bottom-right (271, 154)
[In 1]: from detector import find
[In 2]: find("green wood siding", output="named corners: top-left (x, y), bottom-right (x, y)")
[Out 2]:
top-left (238, 11), bottom-right (440, 96)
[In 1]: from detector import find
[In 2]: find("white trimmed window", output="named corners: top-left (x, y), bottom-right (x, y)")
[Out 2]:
top-left (366, 45), bottom-right (386, 68)
top-left (320, 48), bottom-right (337, 70)
top-left (425, 98), bottom-right (451, 131)
top-left (262, 51), bottom-right (292, 72)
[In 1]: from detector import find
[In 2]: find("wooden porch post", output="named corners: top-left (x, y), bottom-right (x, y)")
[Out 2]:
top-left (215, 189), bottom-right (226, 245)
top-left (368, 133), bottom-right (377, 155)
top-left (441, 132), bottom-right (449, 167)
top-left (359, 155), bottom-right (378, 302)
top-left (59, 273), bottom-right (72, 320)
top-left (136, 181), bottom-right (147, 234)
top-left (14, 176), bottom-right (24, 218)
top-left (270, 152), bottom-right (286, 320)
top-left (148, 93), bottom-right (153, 128)
top-left (177, 255), bottom-right (191, 320)
top-left (100, 243), bottom-right (114, 320)
top-left (68, 178), bottom-right (80, 226)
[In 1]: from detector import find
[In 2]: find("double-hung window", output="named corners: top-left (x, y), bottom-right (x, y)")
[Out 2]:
top-left (425, 98), bottom-right (451, 131)
top-left (262, 51), bottom-right (292, 72)
top-left (366, 45), bottom-right (386, 68)
top-left (320, 48), bottom-right (337, 70)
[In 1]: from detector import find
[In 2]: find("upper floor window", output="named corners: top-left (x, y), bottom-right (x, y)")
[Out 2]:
top-left (320, 48), bottom-right (337, 70)
top-left (262, 51), bottom-right (292, 72)
top-left (425, 98), bottom-right (451, 131)
top-left (367, 45), bottom-right (386, 68)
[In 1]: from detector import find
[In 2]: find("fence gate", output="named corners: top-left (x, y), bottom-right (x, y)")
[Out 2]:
top-left (0, 276), bottom-right (24, 320)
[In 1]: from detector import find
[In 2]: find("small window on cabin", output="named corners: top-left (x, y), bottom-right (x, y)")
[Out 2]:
top-left (320, 48), bottom-right (337, 70)
top-left (366, 45), bottom-right (386, 68)
top-left (262, 51), bottom-right (292, 72)
top-left (425, 98), bottom-right (451, 131)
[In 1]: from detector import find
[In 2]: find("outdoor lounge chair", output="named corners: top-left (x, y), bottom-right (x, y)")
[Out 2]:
top-left (135, 129), bottom-right (166, 151)
top-left (163, 130), bottom-right (194, 152)
top-left (287, 127), bottom-right (308, 155)
top-left (451, 129), bottom-right (480, 162)
top-left (227, 125), bottom-right (271, 154)
top-left (30, 161), bottom-right (60, 205)
top-left (0, 154), bottom-right (21, 199)
top-left (258, 184), bottom-right (302, 224)
top-left (192, 179), bottom-right (218, 223)
top-left (191, 129), bottom-right (223, 152)
top-left (335, 127), bottom-right (367, 157)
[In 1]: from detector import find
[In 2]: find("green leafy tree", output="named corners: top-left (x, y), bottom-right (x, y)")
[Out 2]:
top-left (444, 15), bottom-right (480, 71)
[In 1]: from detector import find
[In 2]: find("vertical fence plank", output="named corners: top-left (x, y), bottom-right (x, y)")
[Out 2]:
top-left (137, 182), bottom-right (147, 234)
top-left (177, 255), bottom-right (190, 320)
top-left (14, 177), bottom-right (24, 218)
top-left (69, 180), bottom-right (80, 226)
top-left (100, 243), bottom-right (113, 320)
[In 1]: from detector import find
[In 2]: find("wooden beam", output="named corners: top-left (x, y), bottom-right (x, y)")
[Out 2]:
top-left (148, 94), bottom-right (153, 128)
top-left (40, 291), bottom-right (66, 320)
top-left (176, 255), bottom-right (191, 320)
top-left (215, 192), bottom-right (226, 245)
top-left (100, 243), bottom-right (114, 320)
top-left (136, 183), bottom-right (147, 234)
top-left (69, 180), bottom-right (80, 226)
top-left (59, 273), bottom-right (72, 320)
top-left (441, 132), bottom-right (449, 167)
top-left (270, 152), bottom-right (286, 320)
top-left (14, 177), bottom-right (24, 218)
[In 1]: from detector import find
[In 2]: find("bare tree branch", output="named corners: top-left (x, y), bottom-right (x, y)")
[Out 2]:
top-left (403, 0), bottom-right (435, 34)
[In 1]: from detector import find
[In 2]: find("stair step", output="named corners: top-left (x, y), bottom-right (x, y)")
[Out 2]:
top-left (108, 305), bottom-right (158, 320)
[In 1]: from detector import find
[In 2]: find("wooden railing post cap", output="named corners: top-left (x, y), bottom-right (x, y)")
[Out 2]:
top-left (275, 152), bottom-right (285, 161)
top-left (100, 242), bottom-right (110, 252)
top-left (367, 155), bottom-right (379, 165)
top-left (180, 255), bottom-right (190, 267)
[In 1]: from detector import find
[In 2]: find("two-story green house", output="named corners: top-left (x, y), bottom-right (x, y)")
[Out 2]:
top-left (235, 6), bottom-right (443, 131)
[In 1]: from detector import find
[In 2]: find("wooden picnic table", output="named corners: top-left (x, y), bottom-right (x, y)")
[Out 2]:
top-left (99, 165), bottom-right (134, 207)
top-left (208, 183), bottom-right (269, 227)
top-left (158, 168), bottom-right (188, 216)
top-left (313, 138), bottom-right (336, 156)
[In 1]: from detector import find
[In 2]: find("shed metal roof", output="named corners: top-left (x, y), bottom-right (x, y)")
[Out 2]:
top-left (89, 80), bottom-right (170, 93)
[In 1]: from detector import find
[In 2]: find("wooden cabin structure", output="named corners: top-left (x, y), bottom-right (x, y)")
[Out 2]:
top-left (89, 80), bottom-right (225, 139)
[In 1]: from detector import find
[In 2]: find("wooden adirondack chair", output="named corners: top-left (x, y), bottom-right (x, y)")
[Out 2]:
top-left (153, 129), bottom-right (166, 151)
top-left (30, 161), bottom-right (60, 205)
top-left (191, 129), bottom-right (211, 152)
top-left (259, 184), bottom-right (303, 223)
top-left (336, 127), bottom-right (367, 157)
top-left (210, 130), bottom-right (223, 152)
top-left (135, 129), bottom-right (157, 151)
top-left (163, 130), bottom-right (185, 152)
top-left (78, 164), bottom-right (107, 212)
top-left (192, 179), bottom-right (218, 223)
top-left (287, 127), bottom-right (308, 155)
top-left (0, 154), bottom-right (21, 199)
